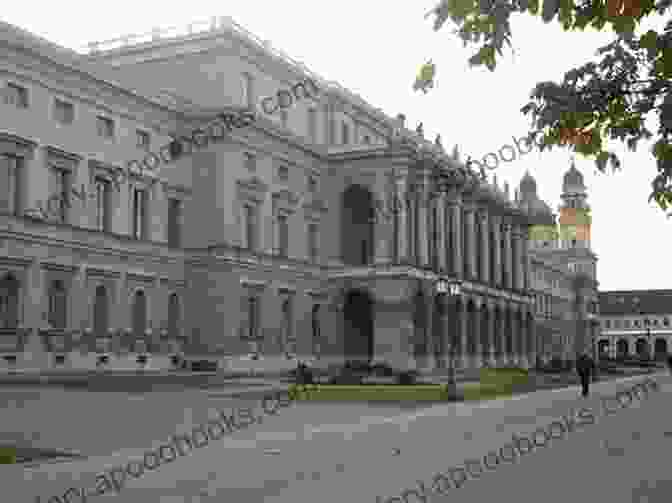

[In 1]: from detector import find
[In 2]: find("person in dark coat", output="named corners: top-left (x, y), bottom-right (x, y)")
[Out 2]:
top-left (666, 354), bottom-right (672, 374)
top-left (576, 352), bottom-right (596, 397)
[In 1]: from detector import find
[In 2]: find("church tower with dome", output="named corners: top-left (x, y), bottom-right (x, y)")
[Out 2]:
top-left (516, 162), bottom-right (600, 364)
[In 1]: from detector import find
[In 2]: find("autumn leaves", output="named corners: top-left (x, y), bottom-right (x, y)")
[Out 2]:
top-left (607, 0), bottom-right (642, 18)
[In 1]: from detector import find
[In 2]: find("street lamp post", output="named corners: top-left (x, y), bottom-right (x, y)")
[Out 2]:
top-left (436, 278), bottom-right (462, 401)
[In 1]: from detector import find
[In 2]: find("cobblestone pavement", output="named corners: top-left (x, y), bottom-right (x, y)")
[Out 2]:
top-left (5, 371), bottom-right (670, 503)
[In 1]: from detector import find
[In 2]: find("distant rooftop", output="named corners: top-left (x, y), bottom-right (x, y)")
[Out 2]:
top-left (599, 290), bottom-right (672, 316)
top-left (80, 16), bottom-right (396, 132)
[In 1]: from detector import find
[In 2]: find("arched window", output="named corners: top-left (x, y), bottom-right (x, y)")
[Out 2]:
top-left (93, 285), bottom-right (108, 337)
top-left (312, 304), bottom-right (321, 355)
top-left (48, 279), bottom-right (67, 329)
top-left (167, 293), bottom-right (180, 338)
top-left (132, 290), bottom-right (147, 339)
top-left (0, 273), bottom-right (20, 329)
top-left (282, 298), bottom-right (294, 354)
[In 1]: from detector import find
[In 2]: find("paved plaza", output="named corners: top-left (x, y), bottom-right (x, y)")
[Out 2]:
top-left (1, 371), bottom-right (668, 502)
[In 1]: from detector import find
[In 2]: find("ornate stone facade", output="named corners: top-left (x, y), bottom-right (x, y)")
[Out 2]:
top-left (0, 17), bottom-right (594, 372)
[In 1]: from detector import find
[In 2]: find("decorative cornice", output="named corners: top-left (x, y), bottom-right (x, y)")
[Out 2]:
top-left (0, 131), bottom-right (37, 149)
top-left (41, 262), bottom-right (78, 274)
top-left (272, 188), bottom-right (299, 206)
top-left (45, 145), bottom-right (83, 163)
top-left (85, 266), bottom-right (121, 279)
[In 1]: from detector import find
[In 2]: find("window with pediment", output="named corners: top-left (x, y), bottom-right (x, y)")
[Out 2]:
top-left (0, 155), bottom-right (22, 215)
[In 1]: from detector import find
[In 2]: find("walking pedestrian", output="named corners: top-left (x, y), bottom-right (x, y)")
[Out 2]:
top-left (576, 352), bottom-right (595, 397)
top-left (666, 354), bottom-right (672, 375)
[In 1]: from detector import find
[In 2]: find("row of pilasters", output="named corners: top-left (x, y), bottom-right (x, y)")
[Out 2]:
top-left (408, 296), bottom-right (537, 371)
top-left (386, 168), bottom-right (528, 290)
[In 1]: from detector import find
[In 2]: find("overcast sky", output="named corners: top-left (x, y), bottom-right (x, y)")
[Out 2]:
top-left (3, 0), bottom-right (669, 291)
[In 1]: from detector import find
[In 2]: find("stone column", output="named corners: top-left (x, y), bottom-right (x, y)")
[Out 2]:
top-left (473, 300), bottom-right (482, 369)
top-left (416, 173), bottom-right (429, 267)
top-left (69, 265), bottom-right (87, 351)
top-left (521, 224), bottom-right (531, 291)
top-left (464, 205), bottom-right (477, 279)
top-left (504, 219), bottom-right (513, 290)
top-left (394, 170), bottom-right (409, 263)
top-left (519, 306), bottom-right (528, 368)
top-left (458, 298), bottom-right (468, 369)
top-left (374, 193), bottom-right (390, 264)
top-left (448, 196), bottom-right (463, 278)
top-left (527, 313), bottom-right (536, 365)
top-left (23, 145), bottom-right (47, 217)
top-left (114, 272), bottom-right (127, 352)
top-left (498, 303), bottom-right (507, 366)
top-left (439, 295), bottom-right (450, 369)
top-left (491, 214), bottom-right (502, 287)
top-left (487, 303), bottom-right (497, 366)
top-left (479, 209), bottom-right (489, 284)
top-left (23, 260), bottom-right (48, 366)
top-left (436, 194), bottom-right (447, 271)
top-left (515, 226), bottom-right (525, 291)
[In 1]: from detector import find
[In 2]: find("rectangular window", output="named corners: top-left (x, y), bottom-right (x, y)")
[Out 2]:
top-left (54, 99), bottom-right (74, 124)
top-left (278, 164), bottom-right (289, 181)
top-left (136, 130), bottom-right (150, 149)
top-left (0, 155), bottom-right (21, 215)
top-left (326, 105), bottom-right (335, 144)
top-left (3, 83), bottom-right (28, 108)
top-left (307, 175), bottom-right (318, 193)
top-left (96, 116), bottom-right (115, 139)
top-left (94, 177), bottom-right (112, 232)
top-left (243, 152), bottom-right (256, 172)
top-left (308, 108), bottom-right (317, 143)
top-left (167, 198), bottom-right (182, 248)
top-left (341, 122), bottom-right (349, 145)
top-left (240, 295), bottom-right (260, 343)
top-left (308, 222), bottom-right (319, 262)
top-left (241, 73), bottom-right (254, 108)
top-left (132, 187), bottom-right (147, 239)
top-left (282, 297), bottom-right (295, 354)
top-left (48, 166), bottom-right (70, 223)
top-left (277, 215), bottom-right (289, 257)
top-left (243, 204), bottom-right (257, 251)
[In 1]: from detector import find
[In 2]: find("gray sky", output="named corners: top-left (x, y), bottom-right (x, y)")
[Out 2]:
top-left (3, 0), bottom-right (669, 291)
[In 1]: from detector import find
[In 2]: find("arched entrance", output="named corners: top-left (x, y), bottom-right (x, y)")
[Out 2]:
top-left (412, 290), bottom-right (427, 363)
top-left (93, 285), bottom-right (109, 338)
top-left (341, 185), bottom-right (375, 266)
top-left (636, 338), bottom-right (649, 359)
top-left (132, 290), bottom-right (147, 339)
top-left (616, 338), bottom-right (628, 359)
top-left (432, 294), bottom-right (445, 368)
top-left (343, 289), bottom-right (374, 363)
top-left (493, 306), bottom-right (502, 360)
top-left (654, 338), bottom-right (668, 360)
top-left (466, 300), bottom-right (477, 365)
top-left (0, 273), bottom-right (20, 329)
top-left (597, 339), bottom-right (610, 359)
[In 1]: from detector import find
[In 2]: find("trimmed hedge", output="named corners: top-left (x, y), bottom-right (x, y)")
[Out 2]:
top-left (0, 447), bottom-right (16, 464)
top-left (287, 384), bottom-right (449, 401)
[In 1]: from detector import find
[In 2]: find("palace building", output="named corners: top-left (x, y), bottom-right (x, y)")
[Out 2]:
top-left (0, 16), bottom-right (598, 372)
top-left (598, 290), bottom-right (672, 360)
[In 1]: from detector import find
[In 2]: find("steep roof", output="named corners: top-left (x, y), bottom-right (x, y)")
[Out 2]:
top-left (599, 290), bottom-right (672, 315)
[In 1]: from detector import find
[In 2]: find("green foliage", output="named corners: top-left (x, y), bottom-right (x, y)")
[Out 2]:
top-left (421, 0), bottom-right (672, 215)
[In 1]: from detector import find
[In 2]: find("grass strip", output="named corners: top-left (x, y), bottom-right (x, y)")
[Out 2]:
top-left (287, 384), bottom-right (450, 401)
top-left (0, 446), bottom-right (16, 464)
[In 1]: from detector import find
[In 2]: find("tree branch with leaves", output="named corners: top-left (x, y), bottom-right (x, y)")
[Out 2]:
top-left (421, 0), bottom-right (672, 214)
